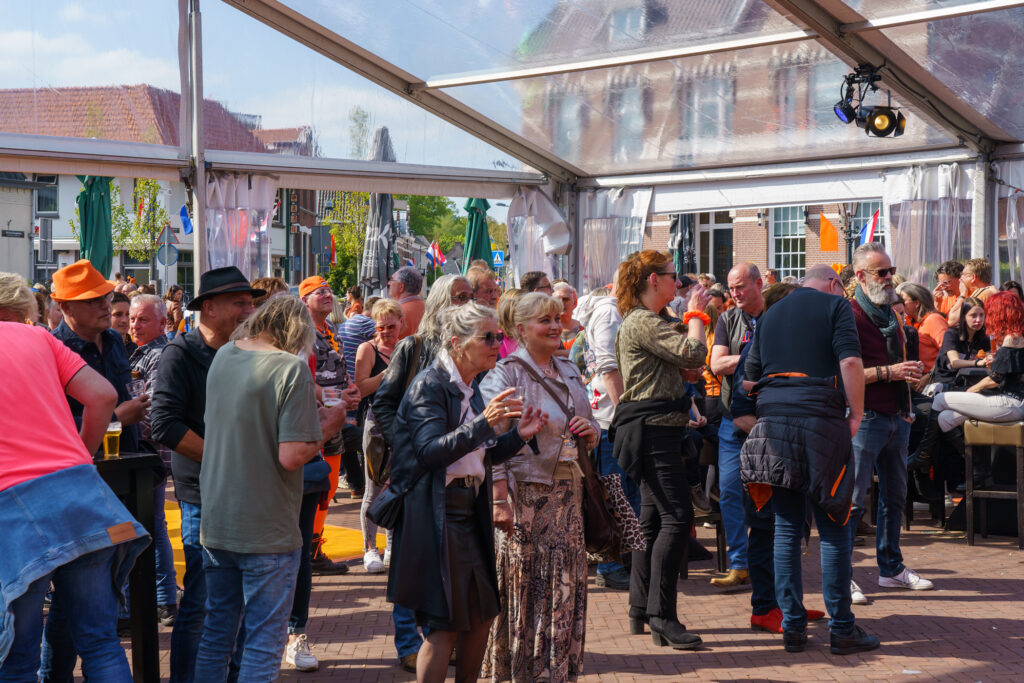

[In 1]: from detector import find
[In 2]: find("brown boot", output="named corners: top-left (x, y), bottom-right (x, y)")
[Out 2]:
top-left (710, 568), bottom-right (749, 587)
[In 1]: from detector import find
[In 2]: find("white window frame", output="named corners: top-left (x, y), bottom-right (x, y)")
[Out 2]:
top-left (34, 174), bottom-right (59, 217)
top-left (771, 205), bottom-right (806, 279)
top-left (850, 200), bottom-right (887, 249)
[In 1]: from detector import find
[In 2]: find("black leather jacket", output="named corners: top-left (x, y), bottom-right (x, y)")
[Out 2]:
top-left (385, 363), bottom-right (525, 622)
top-left (372, 335), bottom-right (439, 448)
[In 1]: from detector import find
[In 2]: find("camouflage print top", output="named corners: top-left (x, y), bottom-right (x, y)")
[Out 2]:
top-left (313, 321), bottom-right (348, 454)
top-left (614, 307), bottom-right (708, 426)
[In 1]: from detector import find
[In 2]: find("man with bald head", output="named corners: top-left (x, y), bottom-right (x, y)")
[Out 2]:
top-left (708, 262), bottom-right (765, 587)
top-left (802, 264), bottom-right (846, 297)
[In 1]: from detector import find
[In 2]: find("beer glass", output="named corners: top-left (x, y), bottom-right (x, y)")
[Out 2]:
top-left (104, 421), bottom-right (122, 458)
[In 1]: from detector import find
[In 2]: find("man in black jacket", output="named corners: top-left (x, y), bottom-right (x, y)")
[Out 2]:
top-left (151, 267), bottom-right (261, 683)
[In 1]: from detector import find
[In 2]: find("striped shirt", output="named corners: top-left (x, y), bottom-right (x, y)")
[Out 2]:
top-left (338, 314), bottom-right (377, 381)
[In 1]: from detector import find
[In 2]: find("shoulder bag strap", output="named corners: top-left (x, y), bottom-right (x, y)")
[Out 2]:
top-left (506, 356), bottom-right (574, 421)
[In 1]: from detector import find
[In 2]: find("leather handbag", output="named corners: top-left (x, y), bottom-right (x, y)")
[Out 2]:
top-left (506, 356), bottom-right (622, 558)
top-left (366, 482), bottom-right (405, 529)
top-left (366, 335), bottom-right (423, 487)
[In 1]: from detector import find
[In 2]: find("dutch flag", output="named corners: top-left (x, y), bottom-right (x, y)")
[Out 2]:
top-left (426, 241), bottom-right (446, 267)
top-left (859, 209), bottom-right (880, 245)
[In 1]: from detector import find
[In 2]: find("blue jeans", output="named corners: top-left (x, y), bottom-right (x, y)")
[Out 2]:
top-left (596, 430), bottom-right (640, 576)
top-left (851, 411), bottom-right (911, 577)
top-left (154, 478), bottom-right (178, 606)
top-left (23, 547), bottom-right (131, 683)
top-left (172, 502), bottom-right (243, 683)
top-left (772, 487), bottom-right (855, 635)
top-left (289, 493), bottom-right (319, 634)
top-left (393, 605), bottom-right (424, 658)
top-left (745, 494), bottom-right (777, 616)
top-left (194, 547), bottom-right (300, 683)
top-left (718, 416), bottom-right (748, 570)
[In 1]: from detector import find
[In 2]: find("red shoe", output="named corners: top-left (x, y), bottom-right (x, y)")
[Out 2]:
top-left (751, 607), bottom-right (826, 633)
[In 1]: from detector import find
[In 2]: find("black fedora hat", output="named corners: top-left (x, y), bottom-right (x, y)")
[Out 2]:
top-left (186, 266), bottom-right (266, 311)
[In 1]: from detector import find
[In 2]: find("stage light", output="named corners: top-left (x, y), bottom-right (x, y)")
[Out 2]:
top-left (834, 99), bottom-right (857, 124)
top-left (894, 111), bottom-right (906, 137)
top-left (861, 106), bottom-right (900, 137)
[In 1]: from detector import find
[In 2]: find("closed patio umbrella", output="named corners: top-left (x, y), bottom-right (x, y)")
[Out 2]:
top-left (462, 198), bottom-right (492, 273)
top-left (360, 127), bottom-right (397, 292)
top-left (76, 175), bottom-right (113, 277)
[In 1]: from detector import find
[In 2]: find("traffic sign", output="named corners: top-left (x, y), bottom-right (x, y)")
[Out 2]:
top-left (157, 244), bottom-right (179, 266)
top-left (157, 223), bottom-right (178, 244)
top-left (493, 250), bottom-right (504, 268)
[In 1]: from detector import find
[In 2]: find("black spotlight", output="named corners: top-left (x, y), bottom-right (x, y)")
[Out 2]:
top-left (861, 106), bottom-right (901, 137)
top-left (834, 99), bottom-right (857, 124)
top-left (893, 110), bottom-right (906, 137)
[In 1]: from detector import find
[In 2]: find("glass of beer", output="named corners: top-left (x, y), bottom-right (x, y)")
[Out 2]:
top-left (104, 421), bottom-right (122, 459)
top-left (322, 387), bottom-right (343, 408)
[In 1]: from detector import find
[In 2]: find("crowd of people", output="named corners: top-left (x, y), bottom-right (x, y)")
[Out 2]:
top-left (2, 245), bottom-right (1023, 681)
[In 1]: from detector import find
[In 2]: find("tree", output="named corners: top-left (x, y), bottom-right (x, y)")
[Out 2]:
top-left (349, 105), bottom-right (372, 160)
top-left (487, 216), bottom-right (508, 252)
top-left (323, 190), bottom-right (370, 292)
top-left (396, 195), bottom-right (458, 241)
top-left (68, 178), bottom-right (171, 262)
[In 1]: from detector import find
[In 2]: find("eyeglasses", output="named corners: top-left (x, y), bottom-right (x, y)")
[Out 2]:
top-left (451, 293), bottom-right (476, 304)
top-left (863, 267), bottom-right (897, 278)
top-left (656, 271), bottom-right (678, 280)
top-left (473, 331), bottom-right (505, 346)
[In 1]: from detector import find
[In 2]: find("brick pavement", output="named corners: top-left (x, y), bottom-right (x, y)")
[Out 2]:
top-left (118, 497), bottom-right (1024, 682)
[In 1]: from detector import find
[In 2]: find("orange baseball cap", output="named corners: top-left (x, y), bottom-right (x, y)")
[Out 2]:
top-left (51, 259), bottom-right (115, 302)
top-left (299, 275), bottom-right (331, 298)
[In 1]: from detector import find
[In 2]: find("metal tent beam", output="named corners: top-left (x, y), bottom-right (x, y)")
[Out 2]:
top-left (763, 0), bottom-right (1006, 151)
top-left (220, 0), bottom-right (580, 183)
top-left (840, 0), bottom-right (1024, 33)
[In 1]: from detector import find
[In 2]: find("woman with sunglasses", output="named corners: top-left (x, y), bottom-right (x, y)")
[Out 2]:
top-left (480, 292), bottom-right (599, 682)
top-left (611, 250), bottom-right (709, 650)
top-left (388, 303), bottom-right (548, 683)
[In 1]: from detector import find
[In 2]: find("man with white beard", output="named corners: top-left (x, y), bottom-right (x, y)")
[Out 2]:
top-left (847, 243), bottom-right (932, 607)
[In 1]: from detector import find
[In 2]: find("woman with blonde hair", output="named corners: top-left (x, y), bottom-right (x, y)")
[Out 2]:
top-left (496, 288), bottom-right (523, 359)
top-left (612, 250), bottom-right (709, 650)
top-left (195, 296), bottom-right (348, 680)
top-left (481, 292), bottom-right (599, 681)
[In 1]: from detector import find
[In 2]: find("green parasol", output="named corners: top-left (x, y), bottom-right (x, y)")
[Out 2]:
top-left (76, 176), bottom-right (113, 277)
top-left (462, 198), bottom-right (492, 273)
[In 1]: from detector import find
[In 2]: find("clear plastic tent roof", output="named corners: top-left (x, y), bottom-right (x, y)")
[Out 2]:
top-left (2, 0), bottom-right (1023, 185)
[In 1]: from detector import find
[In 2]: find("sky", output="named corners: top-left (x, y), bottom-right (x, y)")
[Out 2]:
top-left (0, 0), bottom-right (562, 221)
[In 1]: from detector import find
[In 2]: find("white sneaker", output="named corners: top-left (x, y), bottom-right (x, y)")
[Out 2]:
top-left (285, 633), bottom-right (319, 672)
top-left (383, 548), bottom-right (391, 567)
top-left (878, 567), bottom-right (934, 591)
top-left (363, 548), bottom-right (385, 574)
top-left (850, 580), bottom-right (868, 605)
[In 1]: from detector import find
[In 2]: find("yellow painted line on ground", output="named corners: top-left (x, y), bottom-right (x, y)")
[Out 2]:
top-left (164, 502), bottom-right (386, 582)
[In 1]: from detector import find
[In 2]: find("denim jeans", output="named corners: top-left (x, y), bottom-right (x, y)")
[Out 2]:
top-left (393, 604), bottom-right (424, 658)
top-left (772, 487), bottom-right (855, 635)
top-left (172, 502), bottom-right (243, 683)
top-left (744, 494), bottom-right (777, 616)
top-left (194, 547), bottom-right (301, 683)
top-left (289, 493), bottom-right (319, 634)
top-left (629, 426), bottom-right (693, 621)
top-left (596, 429), bottom-right (641, 576)
top-left (22, 547), bottom-right (132, 683)
top-left (850, 411), bottom-right (911, 577)
top-left (717, 416), bottom-right (748, 570)
top-left (154, 478), bottom-right (178, 606)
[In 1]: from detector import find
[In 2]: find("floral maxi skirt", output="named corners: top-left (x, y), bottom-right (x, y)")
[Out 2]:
top-left (483, 475), bottom-right (587, 682)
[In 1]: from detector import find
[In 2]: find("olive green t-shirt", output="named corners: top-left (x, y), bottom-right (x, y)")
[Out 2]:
top-left (200, 343), bottom-right (322, 553)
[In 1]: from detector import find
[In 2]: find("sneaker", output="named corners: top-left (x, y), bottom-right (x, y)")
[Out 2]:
top-left (830, 625), bottom-right (880, 655)
top-left (595, 567), bottom-right (630, 591)
top-left (878, 567), bottom-right (934, 591)
top-left (286, 634), bottom-right (319, 672)
top-left (850, 580), bottom-right (868, 605)
top-left (157, 603), bottom-right (177, 627)
top-left (383, 548), bottom-right (391, 567)
top-left (310, 555), bottom-right (350, 576)
top-left (783, 629), bottom-right (807, 653)
top-left (690, 484), bottom-right (712, 516)
top-left (363, 548), bottom-right (386, 574)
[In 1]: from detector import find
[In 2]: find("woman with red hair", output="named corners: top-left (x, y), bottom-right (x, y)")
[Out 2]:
top-left (930, 291), bottom-right (1024, 434)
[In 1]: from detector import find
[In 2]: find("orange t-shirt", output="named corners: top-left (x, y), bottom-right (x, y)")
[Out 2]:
top-left (0, 323), bottom-right (91, 492)
top-left (915, 312), bottom-right (949, 372)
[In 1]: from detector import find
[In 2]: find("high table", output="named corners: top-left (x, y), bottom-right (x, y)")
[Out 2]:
top-left (95, 452), bottom-right (162, 683)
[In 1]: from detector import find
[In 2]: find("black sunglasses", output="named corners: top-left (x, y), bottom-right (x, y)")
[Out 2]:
top-left (474, 331), bottom-right (505, 346)
top-left (864, 267), bottom-right (897, 278)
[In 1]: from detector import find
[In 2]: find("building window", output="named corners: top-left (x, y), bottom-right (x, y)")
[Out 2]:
top-left (34, 175), bottom-right (58, 216)
top-left (552, 92), bottom-right (585, 164)
top-left (772, 64), bottom-right (801, 129)
top-left (810, 61), bottom-right (850, 129)
top-left (772, 205), bottom-right (806, 279)
top-left (611, 86), bottom-right (645, 164)
top-left (609, 7), bottom-right (644, 44)
top-left (850, 200), bottom-right (886, 248)
top-left (678, 75), bottom-right (735, 161)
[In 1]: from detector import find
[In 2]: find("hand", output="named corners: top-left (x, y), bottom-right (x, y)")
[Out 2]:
top-left (847, 414), bottom-right (862, 438)
top-left (889, 361), bottom-right (925, 383)
top-left (568, 415), bottom-right (597, 450)
top-left (342, 383), bottom-right (361, 411)
top-left (492, 501), bottom-right (513, 534)
top-left (687, 285), bottom-right (711, 314)
top-left (484, 387), bottom-right (524, 427)
top-left (516, 405), bottom-right (549, 440)
top-left (688, 415), bottom-right (707, 429)
top-left (913, 375), bottom-right (930, 393)
top-left (115, 395), bottom-right (150, 426)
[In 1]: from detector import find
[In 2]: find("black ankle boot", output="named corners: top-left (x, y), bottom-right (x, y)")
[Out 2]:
top-left (908, 412), bottom-right (941, 473)
top-left (649, 617), bottom-right (702, 650)
top-left (628, 606), bottom-right (648, 635)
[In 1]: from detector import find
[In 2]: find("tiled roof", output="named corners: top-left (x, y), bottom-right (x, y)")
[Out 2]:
top-left (0, 84), bottom-right (267, 152)
top-left (254, 127), bottom-right (305, 145)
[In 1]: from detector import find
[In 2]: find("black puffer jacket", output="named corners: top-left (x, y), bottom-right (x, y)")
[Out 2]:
top-left (740, 376), bottom-right (854, 523)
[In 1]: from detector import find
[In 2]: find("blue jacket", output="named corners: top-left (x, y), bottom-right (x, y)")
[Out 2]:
top-left (0, 465), bottom-right (150, 665)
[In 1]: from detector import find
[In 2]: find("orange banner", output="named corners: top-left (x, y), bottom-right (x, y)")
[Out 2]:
top-left (820, 213), bottom-right (839, 252)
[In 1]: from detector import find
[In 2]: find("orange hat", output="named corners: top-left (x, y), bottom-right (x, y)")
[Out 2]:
top-left (299, 275), bottom-right (330, 298)
top-left (51, 259), bottom-right (115, 302)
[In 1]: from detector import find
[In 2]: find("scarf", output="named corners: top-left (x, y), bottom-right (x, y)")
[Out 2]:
top-left (855, 284), bottom-right (903, 364)
top-left (318, 322), bottom-right (339, 354)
